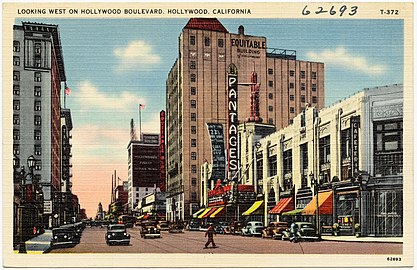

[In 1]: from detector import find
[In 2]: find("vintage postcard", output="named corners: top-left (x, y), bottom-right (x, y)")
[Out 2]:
top-left (2, 1), bottom-right (414, 268)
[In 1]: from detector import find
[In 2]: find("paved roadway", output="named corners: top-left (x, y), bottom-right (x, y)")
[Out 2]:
top-left (50, 226), bottom-right (402, 254)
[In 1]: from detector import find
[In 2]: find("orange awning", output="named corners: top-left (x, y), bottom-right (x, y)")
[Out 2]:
top-left (210, 207), bottom-right (225, 218)
top-left (202, 208), bottom-right (218, 219)
top-left (269, 197), bottom-right (294, 214)
top-left (302, 191), bottom-right (333, 215)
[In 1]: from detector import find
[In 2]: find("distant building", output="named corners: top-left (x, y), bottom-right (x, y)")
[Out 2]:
top-left (166, 18), bottom-right (325, 221)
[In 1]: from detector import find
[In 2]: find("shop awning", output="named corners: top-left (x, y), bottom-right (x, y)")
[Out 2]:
top-left (143, 214), bottom-right (150, 219)
top-left (282, 209), bottom-right (304, 216)
top-left (210, 207), bottom-right (224, 218)
top-left (302, 191), bottom-right (333, 215)
top-left (242, 201), bottom-right (263, 216)
top-left (269, 197), bottom-right (294, 214)
top-left (197, 208), bottom-right (211, 219)
top-left (202, 208), bottom-right (218, 219)
top-left (137, 215), bottom-right (144, 219)
top-left (192, 208), bottom-right (205, 218)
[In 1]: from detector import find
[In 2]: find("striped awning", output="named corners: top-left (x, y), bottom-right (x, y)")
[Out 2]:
top-left (282, 209), bottom-right (304, 216)
top-left (269, 197), bottom-right (294, 214)
top-left (192, 208), bottom-right (205, 218)
top-left (210, 207), bottom-right (224, 218)
top-left (198, 208), bottom-right (211, 219)
top-left (302, 191), bottom-right (333, 215)
top-left (202, 208), bottom-right (217, 219)
top-left (242, 201), bottom-right (263, 216)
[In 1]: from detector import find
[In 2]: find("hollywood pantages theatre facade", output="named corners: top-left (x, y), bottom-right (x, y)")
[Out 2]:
top-left (238, 84), bottom-right (403, 237)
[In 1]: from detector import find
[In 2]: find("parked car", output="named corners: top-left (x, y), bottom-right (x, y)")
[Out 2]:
top-left (281, 222), bottom-right (318, 241)
top-left (51, 227), bottom-right (79, 248)
top-left (187, 220), bottom-right (201, 231)
top-left (140, 221), bottom-right (161, 238)
top-left (105, 224), bottom-right (130, 245)
top-left (169, 222), bottom-right (184, 233)
top-left (261, 222), bottom-right (288, 239)
top-left (215, 222), bottom-right (231, 234)
top-left (157, 221), bottom-right (170, 231)
top-left (241, 221), bottom-right (264, 237)
top-left (230, 221), bottom-right (244, 235)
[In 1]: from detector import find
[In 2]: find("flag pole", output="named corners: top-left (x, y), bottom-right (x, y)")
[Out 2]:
top-left (139, 104), bottom-right (143, 141)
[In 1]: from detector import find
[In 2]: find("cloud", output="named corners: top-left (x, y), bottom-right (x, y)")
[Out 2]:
top-left (113, 40), bottom-right (161, 72)
top-left (306, 47), bottom-right (387, 75)
top-left (73, 80), bottom-right (146, 111)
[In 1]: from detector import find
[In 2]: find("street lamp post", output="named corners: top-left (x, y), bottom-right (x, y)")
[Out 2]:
top-left (309, 172), bottom-right (321, 240)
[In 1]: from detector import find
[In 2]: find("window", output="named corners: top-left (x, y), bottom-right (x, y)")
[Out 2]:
top-left (191, 165), bottom-right (197, 173)
top-left (13, 100), bottom-right (20, 110)
top-left (191, 192), bottom-right (197, 201)
top-left (256, 157), bottom-right (263, 180)
top-left (374, 120), bottom-right (403, 176)
top-left (319, 135), bottom-right (331, 164)
top-left (289, 83), bottom-right (294, 89)
top-left (34, 72), bottom-right (41, 82)
top-left (290, 70), bottom-right (295, 76)
top-left (340, 129), bottom-right (351, 180)
top-left (190, 61), bottom-right (196, 69)
top-left (34, 101), bottom-right (41, 111)
top-left (13, 144), bottom-right (20, 155)
top-left (300, 71), bottom-right (306, 79)
top-left (312, 84), bottom-right (317, 92)
top-left (13, 114), bottom-right (20, 125)
top-left (190, 35), bottom-right (195, 45)
top-left (191, 152), bottom-right (196, 160)
top-left (290, 95), bottom-right (295, 101)
top-left (301, 83), bottom-right (306, 91)
top-left (204, 37), bottom-right (210, 46)
top-left (268, 106), bottom-right (273, 112)
top-left (34, 43), bottom-right (42, 54)
top-left (290, 107), bottom-right (295, 113)
top-left (218, 39), bottom-right (224, 47)
top-left (191, 139), bottom-right (197, 147)
top-left (191, 113), bottom-right (196, 121)
top-left (35, 145), bottom-right (41, 156)
top-left (13, 85), bottom-right (20, 96)
top-left (191, 126), bottom-right (196, 134)
top-left (35, 160), bottom-right (42, 171)
top-left (268, 155), bottom-right (277, 177)
top-left (312, 71), bottom-right (317, 80)
top-left (268, 81), bottom-right (273, 87)
top-left (268, 68), bottom-right (273, 75)
top-left (13, 41), bottom-right (20, 52)
top-left (13, 56), bottom-right (20, 66)
top-left (192, 178), bottom-right (197, 186)
top-left (300, 143), bottom-right (308, 187)
top-left (34, 130), bottom-right (41, 140)
top-left (268, 118), bottom-right (274, 125)
top-left (312, 96), bottom-right (317, 104)
top-left (190, 74), bottom-right (196, 82)
top-left (268, 93), bottom-right (273, 99)
top-left (34, 115), bottom-right (41, 126)
top-left (13, 71), bottom-right (20, 81)
top-left (190, 87), bottom-right (196, 95)
top-left (301, 95), bottom-right (306, 103)
top-left (191, 100), bottom-right (196, 108)
top-left (283, 149), bottom-right (293, 175)
top-left (13, 129), bottom-right (20, 140)
top-left (35, 58), bottom-right (41, 68)
top-left (34, 86), bottom-right (41, 97)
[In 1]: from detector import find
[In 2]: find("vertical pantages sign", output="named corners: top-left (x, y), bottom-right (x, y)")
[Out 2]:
top-left (350, 116), bottom-right (360, 178)
top-left (206, 123), bottom-right (226, 181)
top-left (160, 110), bottom-right (166, 192)
top-left (227, 64), bottom-right (239, 180)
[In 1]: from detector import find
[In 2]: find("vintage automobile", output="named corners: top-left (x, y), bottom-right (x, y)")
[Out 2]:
top-left (215, 222), bottom-right (231, 234)
top-left (105, 224), bottom-right (131, 245)
top-left (230, 221), bottom-right (244, 235)
top-left (60, 223), bottom-right (82, 242)
top-left (157, 220), bottom-right (170, 231)
top-left (281, 222), bottom-right (318, 241)
top-left (169, 222), bottom-right (184, 233)
top-left (51, 227), bottom-right (80, 248)
top-left (261, 221), bottom-right (289, 239)
top-left (187, 220), bottom-right (200, 231)
top-left (140, 221), bottom-right (161, 238)
top-left (241, 221), bottom-right (264, 237)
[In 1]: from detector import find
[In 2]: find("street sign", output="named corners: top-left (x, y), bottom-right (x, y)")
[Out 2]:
top-left (44, 200), bottom-right (52, 214)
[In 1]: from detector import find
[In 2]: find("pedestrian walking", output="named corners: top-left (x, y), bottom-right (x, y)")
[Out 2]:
top-left (204, 223), bottom-right (216, 248)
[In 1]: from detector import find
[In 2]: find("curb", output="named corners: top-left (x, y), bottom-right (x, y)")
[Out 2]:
top-left (321, 238), bottom-right (403, 244)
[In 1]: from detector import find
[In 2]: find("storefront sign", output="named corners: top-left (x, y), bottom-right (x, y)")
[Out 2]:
top-left (206, 123), bottom-right (226, 180)
top-left (44, 200), bottom-right (52, 214)
top-left (351, 116), bottom-right (360, 177)
top-left (227, 64), bottom-right (239, 179)
top-left (159, 110), bottom-right (166, 191)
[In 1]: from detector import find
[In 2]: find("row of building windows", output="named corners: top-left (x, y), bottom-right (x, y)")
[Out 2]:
top-left (13, 115), bottom-right (42, 126)
top-left (13, 71), bottom-right (42, 82)
top-left (13, 100), bottom-right (42, 111)
top-left (13, 85), bottom-right (42, 97)
top-left (13, 144), bottom-right (42, 156)
top-left (13, 129), bottom-right (42, 141)
top-left (189, 36), bottom-right (224, 47)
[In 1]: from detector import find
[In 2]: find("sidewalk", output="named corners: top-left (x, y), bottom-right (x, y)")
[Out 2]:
top-left (321, 235), bottom-right (403, 243)
top-left (15, 230), bottom-right (53, 254)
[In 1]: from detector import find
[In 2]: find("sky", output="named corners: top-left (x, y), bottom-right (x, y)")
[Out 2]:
top-left (17, 18), bottom-right (403, 218)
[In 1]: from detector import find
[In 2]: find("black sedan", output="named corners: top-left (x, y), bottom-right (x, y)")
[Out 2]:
top-left (51, 228), bottom-right (79, 248)
top-left (105, 224), bottom-right (131, 245)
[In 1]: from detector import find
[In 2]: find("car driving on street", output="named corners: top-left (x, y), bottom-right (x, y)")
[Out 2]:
top-left (105, 224), bottom-right (130, 245)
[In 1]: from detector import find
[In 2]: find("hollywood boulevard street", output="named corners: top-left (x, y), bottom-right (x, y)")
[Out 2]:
top-left (49, 227), bottom-right (402, 254)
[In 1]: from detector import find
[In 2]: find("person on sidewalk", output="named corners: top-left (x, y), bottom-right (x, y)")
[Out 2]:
top-left (204, 223), bottom-right (216, 248)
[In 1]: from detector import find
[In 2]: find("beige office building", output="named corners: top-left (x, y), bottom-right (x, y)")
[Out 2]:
top-left (166, 18), bottom-right (325, 221)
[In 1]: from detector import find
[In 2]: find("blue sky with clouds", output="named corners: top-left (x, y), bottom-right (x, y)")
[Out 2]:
top-left (17, 18), bottom-right (403, 216)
